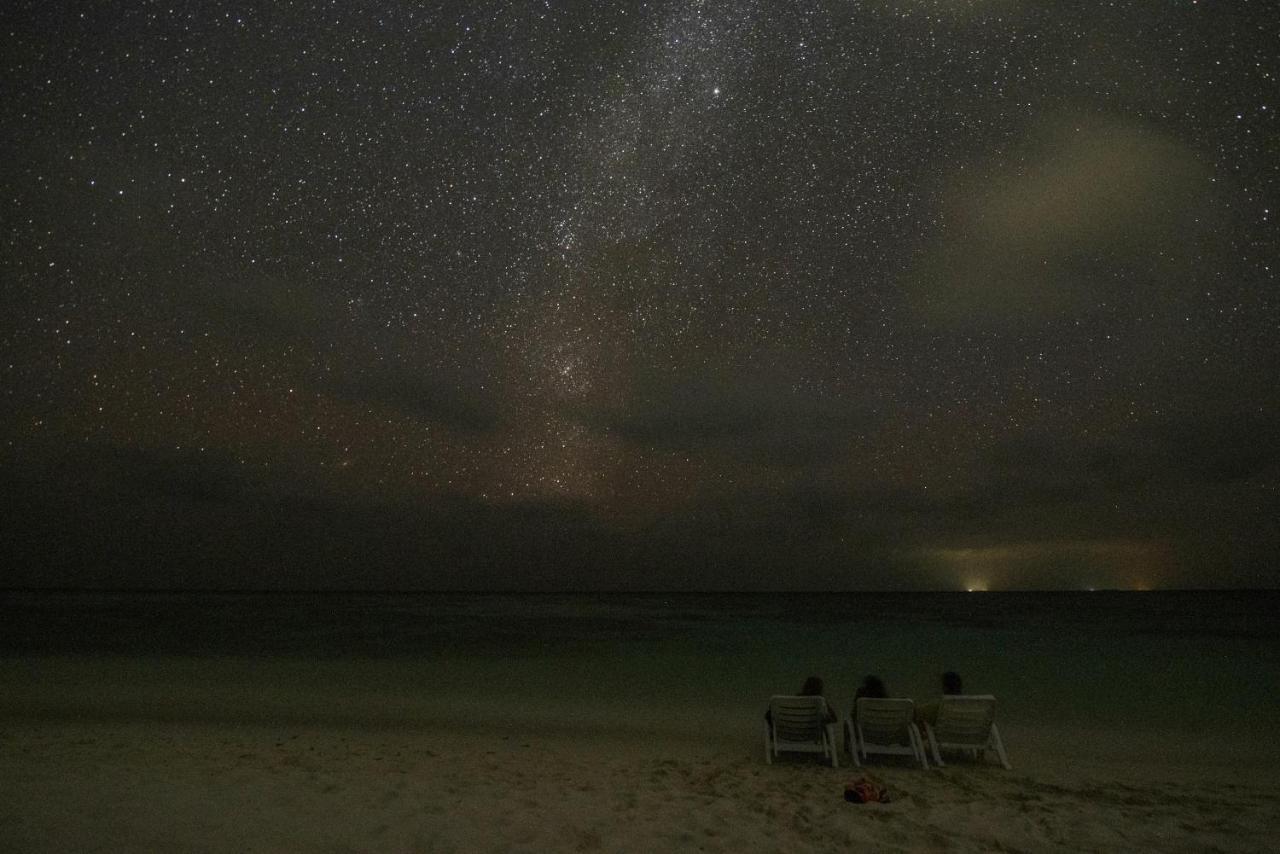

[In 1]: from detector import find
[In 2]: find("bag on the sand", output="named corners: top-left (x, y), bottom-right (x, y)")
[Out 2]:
top-left (844, 777), bottom-right (891, 803)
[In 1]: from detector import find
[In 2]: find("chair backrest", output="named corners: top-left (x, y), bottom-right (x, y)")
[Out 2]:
top-left (855, 697), bottom-right (915, 745)
top-left (769, 695), bottom-right (828, 744)
top-left (933, 695), bottom-right (997, 745)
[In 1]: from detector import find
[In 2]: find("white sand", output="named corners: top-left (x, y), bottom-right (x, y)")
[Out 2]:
top-left (3, 718), bottom-right (1277, 853)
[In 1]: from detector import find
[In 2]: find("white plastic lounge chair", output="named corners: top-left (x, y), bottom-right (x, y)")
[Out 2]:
top-left (923, 695), bottom-right (1011, 769)
top-left (763, 695), bottom-right (838, 767)
top-left (844, 697), bottom-right (929, 769)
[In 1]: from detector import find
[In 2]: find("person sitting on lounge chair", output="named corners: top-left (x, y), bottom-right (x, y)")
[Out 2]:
top-left (916, 671), bottom-right (963, 727)
top-left (852, 674), bottom-right (888, 720)
top-left (766, 675), bottom-right (837, 725)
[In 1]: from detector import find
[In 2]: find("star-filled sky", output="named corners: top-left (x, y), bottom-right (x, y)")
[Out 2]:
top-left (3, 1), bottom-right (1277, 590)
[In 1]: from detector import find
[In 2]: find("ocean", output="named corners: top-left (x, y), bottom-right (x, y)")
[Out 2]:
top-left (2, 591), bottom-right (1276, 737)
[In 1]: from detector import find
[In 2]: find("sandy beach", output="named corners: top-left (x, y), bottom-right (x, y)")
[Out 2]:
top-left (4, 715), bottom-right (1278, 853)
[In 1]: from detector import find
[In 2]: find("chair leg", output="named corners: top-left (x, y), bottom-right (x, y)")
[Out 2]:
top-left (826, 724), bottom-right (839, 768)
top-left (843, 720), bottom-right (861, 767)
top-left (925, 724), bottom-right (944, 767)
top-left (990, 724), bottom-right (1012, 770)
top-left (764, 723), bottom-right (772, 764)
top-left (909, 724), bottom-right (928, 769)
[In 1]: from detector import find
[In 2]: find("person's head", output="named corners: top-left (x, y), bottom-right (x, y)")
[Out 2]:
top-left (800, 676), bottom-right (825, 696)
top-left (941, 671), bottom-right (963, 695)
top-left (860, 675), bottom-right (887, 698)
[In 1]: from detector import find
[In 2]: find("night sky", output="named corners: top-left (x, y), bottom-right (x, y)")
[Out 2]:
top-left (3, 2), bottom-right (1277, 590)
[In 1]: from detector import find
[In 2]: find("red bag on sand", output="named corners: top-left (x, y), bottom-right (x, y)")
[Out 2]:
top-left (844, 778), bottom-right (891, 803)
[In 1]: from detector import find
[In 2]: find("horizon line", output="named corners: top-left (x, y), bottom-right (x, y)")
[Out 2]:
top-left (3, 586), bottom-right (1276, 595)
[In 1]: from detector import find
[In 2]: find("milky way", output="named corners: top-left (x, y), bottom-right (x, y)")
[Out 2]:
top-left (3, 1), bottom-right (1277, 589)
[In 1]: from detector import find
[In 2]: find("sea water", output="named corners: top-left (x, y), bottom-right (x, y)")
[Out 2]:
top-left (1, 591), bottom-right (1276, 738)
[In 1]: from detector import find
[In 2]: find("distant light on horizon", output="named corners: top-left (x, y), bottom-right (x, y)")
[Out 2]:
top-left (922, 539), bottom-right (1180, 593)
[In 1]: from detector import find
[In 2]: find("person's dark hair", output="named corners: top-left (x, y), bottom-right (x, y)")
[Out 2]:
top-left (800, 676), bottom-right (825, 696)
top-left (859, 675), bottom-right (887, 698)
top-left (941, 671), bottom-right (963, 694)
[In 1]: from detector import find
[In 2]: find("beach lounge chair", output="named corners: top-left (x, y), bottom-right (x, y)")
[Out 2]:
top-left (763, 695), bottom-right (839, 767)
top-left (845, 697), bottom-right (929, 769)
top-left (923, 695), bottom-right (1011, 770)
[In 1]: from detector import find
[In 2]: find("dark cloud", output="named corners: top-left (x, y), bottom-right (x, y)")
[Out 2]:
top-left (580, 371), bottom-right (874, 469)
top-left (327, 366), bottom-right (502, 434)
top-left (180, 274), bottom-right (503, 432)
top-left (957, 412), bottom-right (1280, 518)
top-left (1087, 414), bottom-right (1280, 488)
top-left (11, 442), bottom-right (273, 505)
top-left (940, 413), bottom-right (1280, 539)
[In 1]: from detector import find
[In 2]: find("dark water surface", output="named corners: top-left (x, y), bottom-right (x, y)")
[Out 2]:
top-left (2, 590), bottom-right (1277, 732)
top-left (4, 590), bottom-right (1277, 656)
